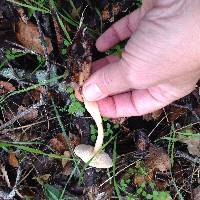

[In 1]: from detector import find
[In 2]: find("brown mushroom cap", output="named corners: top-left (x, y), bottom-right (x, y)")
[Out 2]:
top-left (74, 144), bottom-right (112, 168)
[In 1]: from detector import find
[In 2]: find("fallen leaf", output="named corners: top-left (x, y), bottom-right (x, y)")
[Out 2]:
top-left (68, 28), bottom-right (92, 87)
top-left (33, 174), bottom-right (51, 185)
top-left (49, 133), bottom-right (68, 153)
top-left (61, 151), bottom-right (71, 167)
top-left (8, 151), bottom-right (19, 168)
top-left (15, 21), bottom-right (53, 55)
top-left (22, 86), bottom-right (46, 106)
top-left (0, 81), bottom-right (15, 94)
top-left (168, 106), bottom-right (187, 122)
top-left (17, 105), bottom-right (38, 121)
top-left (145, 145), bottom-right (171, 173)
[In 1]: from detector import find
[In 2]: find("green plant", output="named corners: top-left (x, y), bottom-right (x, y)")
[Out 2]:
top-left (90, 118), bottom-right (119, 142)
top-left (120, 178), bottom-right (131, 192)
top-left (59, 87), bottom-right (85, 116)
top-left (134, 0), bottom-right (143, 7)
top-left (128, 161), bottom-right (148, 176)
top-left (90, 124), bottom-right (97, 142)
top-left (136, 181), bottom-right (170, 200)
top-left (106, 43), bottom-right (125, 56)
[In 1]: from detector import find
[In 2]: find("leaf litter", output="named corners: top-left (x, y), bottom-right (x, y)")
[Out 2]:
top-left (0, 0), bottom-right (199, 199)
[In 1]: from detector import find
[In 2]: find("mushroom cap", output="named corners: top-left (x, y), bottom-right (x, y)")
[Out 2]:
top-left (74, 144), bottom-right (113, 168)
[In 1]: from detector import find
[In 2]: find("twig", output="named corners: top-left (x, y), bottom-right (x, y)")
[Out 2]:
top-left (5, 40), bottom-right (39, 56)
top-left (7, 166), bottom-right (22, 199)
top-left (0, 101), bottom-right (44, 131)
top-left (0, 166), bottom-right (22, 200)
top-left (175, 150), bottom-right (200, 164)
top-left (1, 165), bottom-right (10, 187)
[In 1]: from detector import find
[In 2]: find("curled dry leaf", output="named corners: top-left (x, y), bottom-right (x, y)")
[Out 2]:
top-left (15, 21), bottom-right (53, 55)
top-left (22, 87), bottom-right (46, 105)
top-left (49, 133), bottom-right (68, 154)
top-left (68, 28), bottom-right (92, 87)
top-left (17, 105), bottom-right (38, 121)
top-left (8, 151), bottom-right (19, 168)
top-left (0, 81), bottom-right (15, 94)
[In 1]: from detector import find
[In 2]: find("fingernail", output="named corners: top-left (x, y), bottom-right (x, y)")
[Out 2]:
top-left (83, 84), bottom-right (105, 101)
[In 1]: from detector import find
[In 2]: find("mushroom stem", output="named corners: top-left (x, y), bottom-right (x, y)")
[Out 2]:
top-left (84, 99), bottom-right (104, 153)
top-left (94, 122), bottom-right (104, 153)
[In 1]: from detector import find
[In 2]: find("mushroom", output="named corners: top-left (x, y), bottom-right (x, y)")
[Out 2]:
top-left (74, 99), bottom-right (113, 168)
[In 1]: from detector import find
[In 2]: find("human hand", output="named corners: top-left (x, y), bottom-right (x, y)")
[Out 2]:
top-left (83, 0), bottom-right (200, 118)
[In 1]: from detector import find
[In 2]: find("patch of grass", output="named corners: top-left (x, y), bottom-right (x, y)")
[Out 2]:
top-left (0, 140), bottom-right (69, 159)
top-left (6, 0), bottom-right (50, 14)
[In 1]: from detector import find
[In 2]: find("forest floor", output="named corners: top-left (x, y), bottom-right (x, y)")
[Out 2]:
top-left (0, 0), bottom-right (199, 199)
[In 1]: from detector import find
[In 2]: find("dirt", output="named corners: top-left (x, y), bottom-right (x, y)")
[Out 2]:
top-left (0, 0), bottom-right (199, 199)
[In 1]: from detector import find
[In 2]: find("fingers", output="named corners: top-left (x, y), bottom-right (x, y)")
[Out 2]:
top-left (96, 8), bottom-right (144, 52)
top-left (96, 0), bottom-right (154, 52)
top-left (97, 83), bottom-right (196, 118)
top-left (91, 55), bottom-right (120, 73)
top-left (82, 58), bottom-right (133, 101)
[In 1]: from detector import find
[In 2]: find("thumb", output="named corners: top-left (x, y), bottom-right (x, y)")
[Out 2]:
top-left (82, 59), bottom-right (133, 101)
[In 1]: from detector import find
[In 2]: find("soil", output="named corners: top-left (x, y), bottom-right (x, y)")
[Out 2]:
top-left (0, 0), bottom-right (199, 199)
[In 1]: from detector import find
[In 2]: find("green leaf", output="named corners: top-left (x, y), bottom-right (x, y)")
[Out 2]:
top-left (149, 181), bottom-right (155, 189)
top-left (136, 187), bottom-right (143, 194)
top-left (141, 182), bottom-right (146, 188)
top-left (44, 184), bottom-right (62, 200)
top-left (142, 191), bottom-right (147, 197)
top-left (91, 134), bottom-right (96, 142)
top-left (146, 194), bottom-right (153, 199)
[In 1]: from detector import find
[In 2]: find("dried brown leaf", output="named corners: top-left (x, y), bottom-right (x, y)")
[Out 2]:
top-left (49, 133), bottom-right (68, 153)
top-left (8, 151), bottom-right (19, 168)
top-left (15, 21), bottom-right (53, 55)
top-left (18, 105), bottom-right (38, 121)
top-left (177, 128), bottom-right (200, 156)
top-left (0, 81), bottom-right (15, 94)
top-left (62, 151), bottom-right (72, 176)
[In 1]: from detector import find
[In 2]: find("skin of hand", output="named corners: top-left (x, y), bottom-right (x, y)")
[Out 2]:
top-left (82, 0), bottom-right (200, 118)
